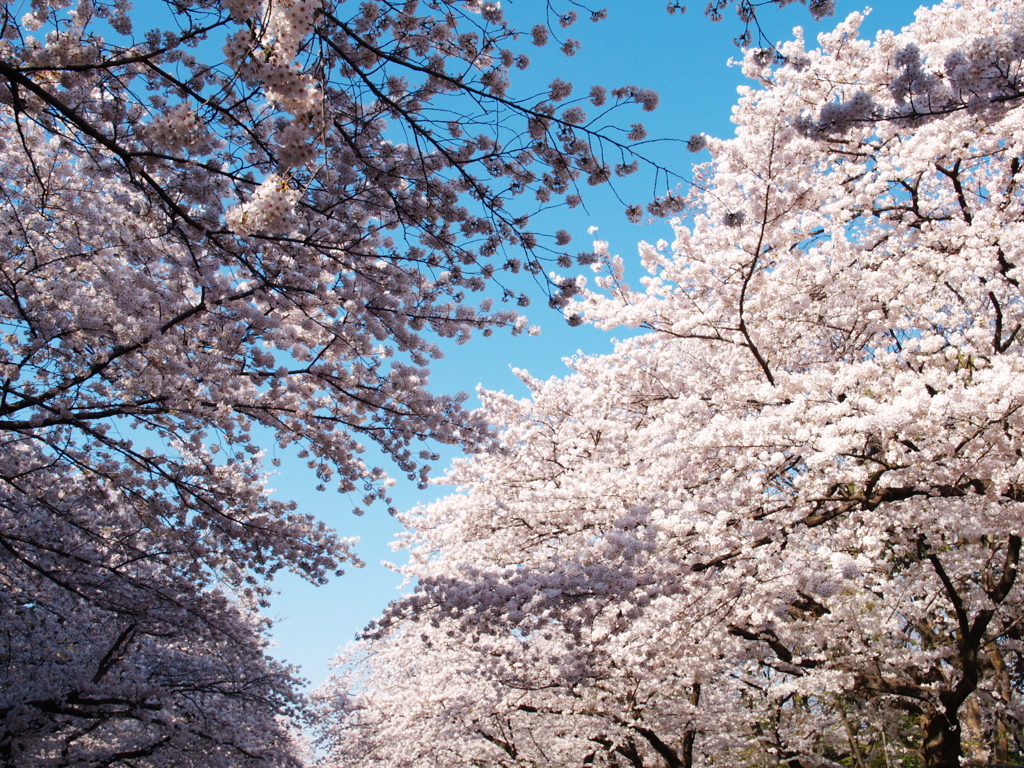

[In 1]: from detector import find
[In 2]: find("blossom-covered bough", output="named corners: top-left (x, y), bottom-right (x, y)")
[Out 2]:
top-left (316, 3), bottom-right (1024, 767)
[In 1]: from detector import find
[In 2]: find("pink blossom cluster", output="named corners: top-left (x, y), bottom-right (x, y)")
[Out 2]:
top-left (139, 103), bottom-right (206, 151)
top-left (264, 0), bottom-right (320, 62)
top-left (225, 174), bottom-right (300, 234)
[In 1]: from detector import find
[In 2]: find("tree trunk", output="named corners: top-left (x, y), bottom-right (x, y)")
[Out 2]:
top-left (921, 710), bottom-right (962, 768)
top-left (680, 684), bottom-right (701, 768)
top-left (988, 645), bottom-right (1012, 763)
top-left (961, 696), bottom-right (984, 763)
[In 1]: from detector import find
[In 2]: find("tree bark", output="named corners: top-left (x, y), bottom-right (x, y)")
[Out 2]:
top-left (921, 711), bottom-right (962, 768)
top-left (680, 684), bottom-right (701, 768)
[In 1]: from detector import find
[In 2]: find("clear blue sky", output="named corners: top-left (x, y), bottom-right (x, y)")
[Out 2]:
top-left (265, 0), bottom-right (927, 688)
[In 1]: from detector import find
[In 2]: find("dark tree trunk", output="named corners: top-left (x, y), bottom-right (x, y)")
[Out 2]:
top-left (921, 711), bottom-right (962, 768)
top-left (680, 683), bottom-right (701, 768)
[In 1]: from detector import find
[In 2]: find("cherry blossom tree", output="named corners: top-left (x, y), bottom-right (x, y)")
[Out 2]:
top-left (316, 3), bottom-right (1024, 767)
top-left (0, 0), bottom-right (840, 762)
top-left (0, 0), bottom-right (657, 764)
